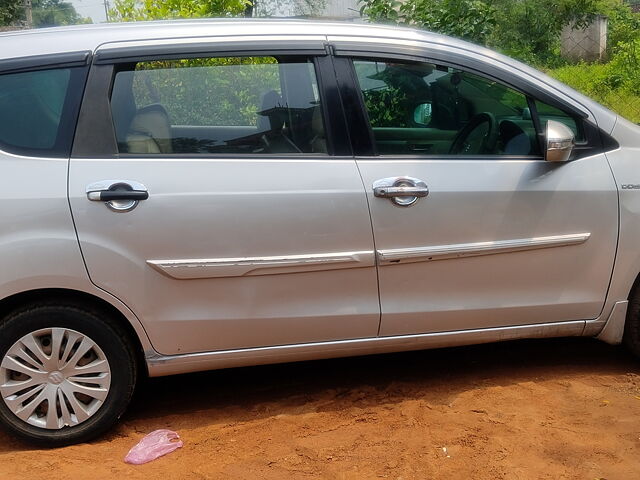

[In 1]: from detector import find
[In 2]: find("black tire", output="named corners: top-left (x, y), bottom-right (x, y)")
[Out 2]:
top-left (0, 303), bottom-right (137, 446)
top-left (624, 284), bottom-right (640, 356)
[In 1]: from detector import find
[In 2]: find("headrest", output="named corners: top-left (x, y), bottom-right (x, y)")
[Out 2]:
top-left (129, 104), bottom-right (172, 154)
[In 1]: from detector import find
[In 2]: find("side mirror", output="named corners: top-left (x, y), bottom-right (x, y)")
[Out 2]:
top-left (545, 120), bottom-right (575, 162)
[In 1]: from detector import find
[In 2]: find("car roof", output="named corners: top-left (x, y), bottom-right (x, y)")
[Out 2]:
top-left (0, 19), bottom-right (457, 60)
top-left (0, 18), bottom-right (619, 132)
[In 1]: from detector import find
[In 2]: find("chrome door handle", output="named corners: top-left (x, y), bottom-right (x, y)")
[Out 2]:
top-left (374, 186), bottom-right (429, 197)
top-left (373, 176), bottom-right (429, 207)
top-left (86, 180), bottom-right (148, 212)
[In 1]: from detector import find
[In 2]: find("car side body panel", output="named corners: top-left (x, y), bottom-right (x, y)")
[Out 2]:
top-left (68, 36), bottom-right (381, 355)
top-left (357, 156), bottom-right (618, 336)
top-left (0, 152), bottom-right (154, 353)
top-left (1, 20), bottom-right (638, 447)
top-left (69, 157), bottom-right (381, 355)
top-left (0, 20), bottom-right (633, 377)
top-left (595, 116), bottom-right (640, 343)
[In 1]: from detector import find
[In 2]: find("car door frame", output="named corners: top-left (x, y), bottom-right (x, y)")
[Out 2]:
top-left (328, 40), bottom-right (622, 335)
top-left (73, 40), bottom-right (353, 158)
top-left (328, 41), bottom-right (615, 160)
top-left (69, 36), bottom-right (389, 358)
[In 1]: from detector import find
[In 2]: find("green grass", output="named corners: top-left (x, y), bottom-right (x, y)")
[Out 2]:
top-left (547, 63), bottom-right (640, 124)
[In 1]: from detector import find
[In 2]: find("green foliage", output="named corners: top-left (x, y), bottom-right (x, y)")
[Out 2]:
top-left (544, 2), bottom-right (640, 122)
top-left (0, 0), bottom-right (90, 26)
top-left (547, 61), bottom-right (640, 123)
top-left (252, 0), bottom-right (327, 17)
top-left (109, 0), bottom-right (248, 21)
top-left (609, 39), bottom-right (640, 92)
top-left (32, 0), bottom-right (91, 27)
top-left (402, 0), bottom-right (496, 44)
top-left (359, 0), bottom-right (640, 121)
top-left (607, 1), bottom-right (640, 55)
top-left (360, 0), bottom-right (402, 24)
top-left (362, 89), bottom-right (403, 126)
top-left (361, 0), bottom-right (497, 44)
top-left (131, 57), bottom-right (280, 126)
top-left (486, 0), bottom-right (591, 66)
top-left (360, 0), bottom-right (614, 65)
top-left (0, 0), bottom-right (22, 25)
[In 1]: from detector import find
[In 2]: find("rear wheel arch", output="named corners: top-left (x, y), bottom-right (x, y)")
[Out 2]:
top-left (0, 288), bottom-right (148, 377)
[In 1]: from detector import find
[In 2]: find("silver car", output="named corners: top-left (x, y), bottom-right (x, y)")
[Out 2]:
top-left (0, 19), bottom-right (639, 445)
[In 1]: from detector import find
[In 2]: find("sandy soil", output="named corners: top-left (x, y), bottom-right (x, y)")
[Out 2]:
top-left (1, 338), bottom-right (640, 479)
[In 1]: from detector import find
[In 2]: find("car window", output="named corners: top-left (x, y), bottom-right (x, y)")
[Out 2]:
top-left (110, 56), bottom-right (327, 155)
top-left (0, 67), bottom-right (80, 156)
top-left (353, 59), bottom-right (541, 157)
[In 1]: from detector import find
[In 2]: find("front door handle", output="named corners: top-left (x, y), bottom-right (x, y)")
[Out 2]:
top-left (373, 176), bottom-right (429, 207)
top-left (86, 180), bottom-right (148, 212)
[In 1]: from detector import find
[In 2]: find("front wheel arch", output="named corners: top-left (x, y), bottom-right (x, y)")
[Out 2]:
top-left (623, 274), bottom-right (640, 355)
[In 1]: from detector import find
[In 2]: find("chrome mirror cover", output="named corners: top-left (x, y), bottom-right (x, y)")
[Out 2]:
top-left (545, 120), bottom-right (576, 162)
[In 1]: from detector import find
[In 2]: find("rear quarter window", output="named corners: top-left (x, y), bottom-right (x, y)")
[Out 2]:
top-left (0, 66), bottom-right (85, 157)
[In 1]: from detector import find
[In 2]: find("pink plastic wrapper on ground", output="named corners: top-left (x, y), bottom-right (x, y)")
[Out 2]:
top-left (124, 429), bottom-right (183, 465)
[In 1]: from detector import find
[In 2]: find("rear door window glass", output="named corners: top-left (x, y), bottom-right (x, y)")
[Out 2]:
top-left (110, 56), bottom-right (327, 155)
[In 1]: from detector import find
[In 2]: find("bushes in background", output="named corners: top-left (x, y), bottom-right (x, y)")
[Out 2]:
top-left (547, 62), bottom-right (640, 122)
top-left (360, 0), bottom-right (640, 122)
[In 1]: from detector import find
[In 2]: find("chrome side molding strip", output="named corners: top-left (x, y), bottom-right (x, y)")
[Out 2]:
top-left (147, 233), bottom-right (591, 278)
top-left (147, 250), bottom-right (375, 279)
top-left (146, 320), bottom-right (587, 377)
top-left (377, 232), bottom-right (591, 265)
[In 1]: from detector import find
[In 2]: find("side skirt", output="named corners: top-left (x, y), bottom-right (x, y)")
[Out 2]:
top-left (146, 320), bottom-right (587, 377)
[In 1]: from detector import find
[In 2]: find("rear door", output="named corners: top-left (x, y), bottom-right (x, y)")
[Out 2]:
top-left (333, 50), bottom-right (618, 336)
top-left (68, 40), bottom-right (380, 355)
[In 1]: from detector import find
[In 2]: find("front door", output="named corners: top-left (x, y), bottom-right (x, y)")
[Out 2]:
top-left (69, 46), bottom-right (379, 355)
top-left (348, 57), bottom-right (618, 336)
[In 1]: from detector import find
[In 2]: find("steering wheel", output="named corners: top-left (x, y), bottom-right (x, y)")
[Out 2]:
top-left (449, 112), bottom-right (499, 155)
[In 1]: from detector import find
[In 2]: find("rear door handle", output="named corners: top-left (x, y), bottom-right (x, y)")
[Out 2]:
top-left (374, 185), bottom-right (429, 197)
top-left (86, 180), bottom-right (148, 212)
top-left (87, 190), bottom-right (149, 201)
top-left (373, 176), bottom-right (429, 207)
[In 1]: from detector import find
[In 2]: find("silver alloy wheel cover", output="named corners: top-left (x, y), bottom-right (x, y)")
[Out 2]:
top-left (0, 328), bottom-right (111, 429)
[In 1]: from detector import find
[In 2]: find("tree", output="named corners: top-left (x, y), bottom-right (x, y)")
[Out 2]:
top-left (0, 0), bottom-right (24, 25)
top-left (489, 0), bottom-right (610, 65)
top-left (109, 0), bottom-right (326, 22)
top-left (249, 0), bottom-right (327, 17)
top-left (359, 0), bottom-right (617, 65)
top-left (1, 0), bottom-right (90, 27)
top-left (397, 0), bottom-right (497, 45)
top-left (109, 0), bottom-right (248, 21)
top-left (32, 0), bottom-right (91, 27)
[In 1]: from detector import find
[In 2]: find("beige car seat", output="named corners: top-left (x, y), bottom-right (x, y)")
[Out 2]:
top-left (126, 104), bottom-right (173, 154)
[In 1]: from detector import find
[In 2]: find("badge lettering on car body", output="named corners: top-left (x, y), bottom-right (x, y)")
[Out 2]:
top-left (621, 184), bottom-right (640, 190)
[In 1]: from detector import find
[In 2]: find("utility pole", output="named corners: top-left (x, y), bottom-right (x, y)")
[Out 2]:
top-left (24, 0), bottom-right (32, 28)
top-left (103, 0), bottom-right (109, 22)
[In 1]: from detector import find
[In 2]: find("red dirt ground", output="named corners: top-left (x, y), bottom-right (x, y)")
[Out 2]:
top-left (1, 338), bottom-right (640, 479)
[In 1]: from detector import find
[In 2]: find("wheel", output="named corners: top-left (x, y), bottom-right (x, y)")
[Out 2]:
top-left (449, 112), bottom-right (500, 155)
top-left (0, 303), bottom-right (137, 446)
top-left (624, 286), bottom-right (640, 356)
